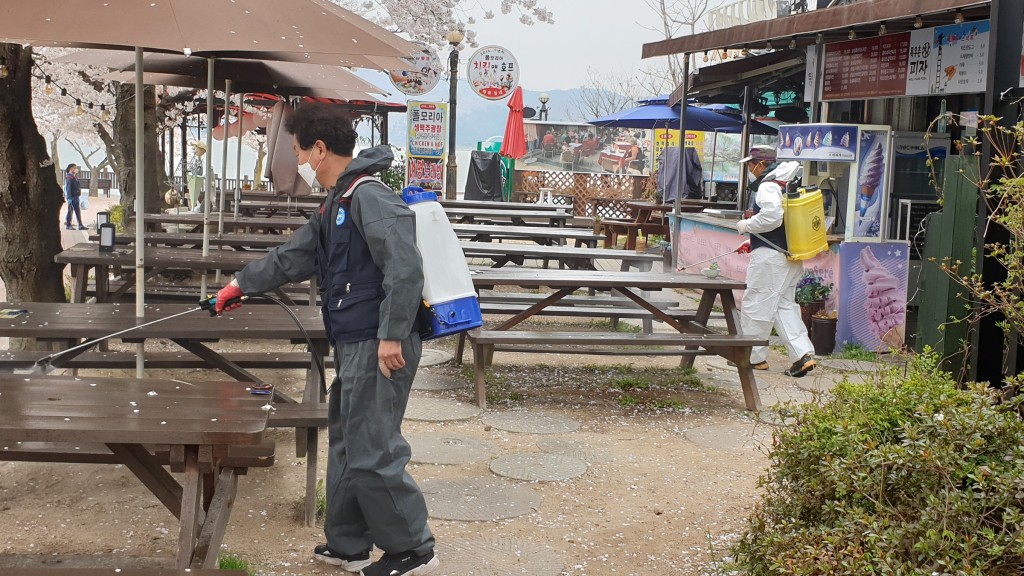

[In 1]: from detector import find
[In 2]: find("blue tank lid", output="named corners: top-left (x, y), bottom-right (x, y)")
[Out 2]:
top-left (401, 186), bottom-right (438, 205)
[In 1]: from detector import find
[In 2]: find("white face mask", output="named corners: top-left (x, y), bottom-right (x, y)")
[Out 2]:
top-left (297, 149), bottom-right (323, 188)
top-left (746, 167), bottom-right (758, 182)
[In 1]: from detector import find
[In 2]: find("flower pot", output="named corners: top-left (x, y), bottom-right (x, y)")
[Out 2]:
top-left (800, 300), bottom-right (825, 331)
top-left (810, 315), bottom-right (837, 355)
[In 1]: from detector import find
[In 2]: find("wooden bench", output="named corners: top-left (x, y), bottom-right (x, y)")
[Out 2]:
top-left (459, 329), bottom-right (766, 410)
top-left (0, 350), bottom-right (333, 371)
top-left (0, 439), bottom-right (276, 471)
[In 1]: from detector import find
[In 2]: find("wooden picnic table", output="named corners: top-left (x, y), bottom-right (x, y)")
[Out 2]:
top-left (235, 199), bottom-right (320, 218)
top-left (461, 268), bottom-right (765, 411)
top-left (89, 231), bottom-right (290, 250)
top-left (238, 190), bottom-right (325, 203)
top-left (0, 301), bottom-right (328, 524)
top-left (452, 223), bottom-right (604, 247)
top-left (0, 374), bottom-right (268, 569)
top-left (134, 213), bottom-right (309, 234)
top-left (56, 243), bottom-right (280, 304)
top-left (600, 201), bottom-right (695, 250)
top-left (444, 206), bottom-right (571, 227)
top-left (459, 241), bottom-right (658, 271)
top-left (442, 199), bottom-right (570, 212)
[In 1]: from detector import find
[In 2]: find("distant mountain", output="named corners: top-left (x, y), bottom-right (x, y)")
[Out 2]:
top-left (354, 69), bottom-right (596, 150)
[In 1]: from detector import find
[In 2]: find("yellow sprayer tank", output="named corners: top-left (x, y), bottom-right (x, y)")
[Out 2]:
top-left (782, 187), bottom-right (829, 261)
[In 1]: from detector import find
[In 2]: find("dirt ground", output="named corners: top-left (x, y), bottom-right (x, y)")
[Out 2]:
top-left (0, 324), bottom-right (855, 576)
top-left (0, 195), bottom-right (859, 575)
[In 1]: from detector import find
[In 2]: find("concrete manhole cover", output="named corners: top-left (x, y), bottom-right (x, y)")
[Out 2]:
top-left (436, 536), bottom-right (564, 575)
top-left (536, 438), bottom-right (611, 464)
top-left (421, 477), bottom-right (541, 521)
top-left (421, 348), bottom-right (454, 367)
top-left (685, 422), bottom-right (769, 453)
top-left (482, 412), bottom-right (579, 434)
top-left (412, 370), bottom-right (465, 391)
top-left (489, 453), bottom-right (587, 482)
top-left (406, 397), bottom-right (481, 422)
top-left (408, 432), bottom-right (497, 465)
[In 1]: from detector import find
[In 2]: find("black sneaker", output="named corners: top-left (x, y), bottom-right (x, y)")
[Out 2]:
top-left (361, 549), bottom-right (439, 576)
top-left (77, 225), bottom-right (88, 230)
top-left (314, 544), bottom-right (372, 572)
top-left (784, 353), bottom-right (816, 378)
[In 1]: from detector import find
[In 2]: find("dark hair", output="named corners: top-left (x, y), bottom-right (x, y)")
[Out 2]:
top-left (284, 103), bottom-right (357, 156)
top-left (66, 163), bottom-right (77, 172)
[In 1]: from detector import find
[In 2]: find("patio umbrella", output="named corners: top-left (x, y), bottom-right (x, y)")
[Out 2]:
top-left (0, 0), bottom-right (417, 378)
top-left (499, 87), bottom-right (527, 160)
top-left (62, 50), bottom-right (391, 96)
top-left (590, 102), bottom-right (777, 135)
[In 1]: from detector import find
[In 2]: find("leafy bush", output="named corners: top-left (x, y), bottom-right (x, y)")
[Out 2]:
top-left (794, 271), bottom-right (833, 305)
top-left (732, 350), bottom-right (1024, 575)
top-left (108, 204), bottom-right (126, 233)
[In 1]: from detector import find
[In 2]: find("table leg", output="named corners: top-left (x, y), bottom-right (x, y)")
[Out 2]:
top-left (718, 291), bottom-right (761, 411)
top-left (495, 287), bottom-right (577, 331)
top-left (172, 339), bottom-right (268, 386)
top-left (107, 443), bottom-right (183, 518)
top-left (191, 467), bottom-right (240, 569)
top-left (177, 446), bottom-right (202, 569)
top-left (70, 264), bottom-right (90, 303)
top-left (677, 290), bottom-right (719, 369)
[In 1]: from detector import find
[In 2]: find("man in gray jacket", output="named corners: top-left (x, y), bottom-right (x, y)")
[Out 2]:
top-left (215, 103), bottom-right (438, 576)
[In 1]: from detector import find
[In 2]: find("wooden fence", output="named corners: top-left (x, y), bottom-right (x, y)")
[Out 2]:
top-left (512, 170), bottom-right (659, 218)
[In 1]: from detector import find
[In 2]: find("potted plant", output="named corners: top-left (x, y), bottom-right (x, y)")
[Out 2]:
top-left (702, 261), bottom-right (720, 278)
top-left (592, 214), bottom-right (603, 235)
top-left (795, 272), bottom-right (833, 331)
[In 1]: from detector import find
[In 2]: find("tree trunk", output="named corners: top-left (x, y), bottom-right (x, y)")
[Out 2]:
top-left (253, 140), bottom-right (267, 188)
top-left (49, 132), bottom-right (63, 187)
top-left (0, 44), bottom-right (68, 349)
top-left (110, 83), bottom-right (166, 216)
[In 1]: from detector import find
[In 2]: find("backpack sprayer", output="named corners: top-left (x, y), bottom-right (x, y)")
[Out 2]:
top-left (26, 294), bottom-right (327, 398)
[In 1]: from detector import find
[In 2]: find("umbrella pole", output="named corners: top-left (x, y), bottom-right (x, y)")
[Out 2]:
top-left (217, 79), bottom-right (231, 239)
top-left (739, 85), bottom-right (752, 211)
top-left (672, 55), bottom-right (689, 271)
top-left (135, 46), bottom-right (146, 378)
top-left (214, 79), bottom-right (231, 285)
top-left (201, 58), bottom-right (215, 299)
top-left (234, 93), bottom-right (243, 219)
top-left (709, 130), bottom-right (718, 192)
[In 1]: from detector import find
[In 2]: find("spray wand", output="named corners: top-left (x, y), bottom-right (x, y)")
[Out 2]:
top-left (29, 295), bottom-right (247, 375)
top-left (675, 242), bottom-right (752, 272)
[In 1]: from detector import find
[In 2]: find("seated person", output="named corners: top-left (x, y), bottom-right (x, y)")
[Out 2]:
top-left (619, 138), bottom-right (645, 173)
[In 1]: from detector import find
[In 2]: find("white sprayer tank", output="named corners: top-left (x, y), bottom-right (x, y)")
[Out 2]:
top-left (401, 187), bottom-right (483, 339)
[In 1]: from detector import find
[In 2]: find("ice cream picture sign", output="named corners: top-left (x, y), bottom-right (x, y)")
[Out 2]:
top-left (837, 242), bottom-right (909, 352)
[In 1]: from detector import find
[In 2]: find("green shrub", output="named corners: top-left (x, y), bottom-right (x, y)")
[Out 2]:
top-left (732, 350), bottom-right (1024, 575)
top-left (108, 204), bottom-right (126, 232)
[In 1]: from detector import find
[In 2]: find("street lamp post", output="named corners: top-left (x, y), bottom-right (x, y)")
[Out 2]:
top-left (538, 92), bottom-right (550, 121)
top-left (445, 29), bottom-right (464, 200)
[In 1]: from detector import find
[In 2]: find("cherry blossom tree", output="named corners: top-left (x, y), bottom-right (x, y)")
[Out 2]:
top-left (0, 44), bottom-right (66, 311)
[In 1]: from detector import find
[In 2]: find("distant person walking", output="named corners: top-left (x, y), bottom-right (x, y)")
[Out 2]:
top-left (64, 164), bottom-right (86, 230)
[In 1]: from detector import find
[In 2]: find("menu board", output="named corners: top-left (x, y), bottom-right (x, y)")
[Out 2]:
top-left (407, 101), bottom-right (448, 158)
top-left (388, 42), bottom-right (442, 96)
top-left (812, 20), bottom-right (989, 101)
top-left (822, 34), bottom-right (910, 99)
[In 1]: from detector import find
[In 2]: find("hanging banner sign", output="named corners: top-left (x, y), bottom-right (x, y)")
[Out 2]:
top-left (811, 20), bottom-right (989, 101)
top-left (388, 42), bottom-right (443, 96)
top-left (467, 45), bottom-right (520, 100)
top-left (652, 129), bottom-right (704, 169)
top-left (407, 101), bottom-right (448, 158)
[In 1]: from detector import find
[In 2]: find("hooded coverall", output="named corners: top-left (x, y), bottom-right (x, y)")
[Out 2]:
top-left (234, 146), bottom-right (434, 557)
top-left (738, 162), bottom-right (815, 365)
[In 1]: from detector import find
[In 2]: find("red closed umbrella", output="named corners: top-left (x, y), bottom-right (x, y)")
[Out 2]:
top-left (499, 86), bottom-right (527, 159)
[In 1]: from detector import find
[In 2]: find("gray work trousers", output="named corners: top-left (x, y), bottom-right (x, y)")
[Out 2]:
top-left (324, 334), bottom-right (434, 556)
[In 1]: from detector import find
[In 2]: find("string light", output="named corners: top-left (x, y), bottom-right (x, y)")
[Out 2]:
top-left (702, 51), bottom-right (709, 63)
top-left (914, 16), bottom-right (923, 28)
top-left (0, 57), bottom-right (9, 79)
top-left (879, 23), bottom-right (887, 35)
top-left (100, 104), bottom-right (110, 121)
top-left (44, 75), bottom-right (53, 95)
top-left (31, 63), bottom-right (114, 119)
top-left (75, 99), bottom-right (84, 116)
top-left (720, 49), bottom-right (729, 60)
top-left (954, 10), bottom-right (964, 24)
top-left (765, 40), bottom-right (774, 50)
top-left (789, 37), bottom-right (797, 50)
top-left (848, 29), bottom-right (858, 40)
top-left (741, 45), bottom-right (749, 56)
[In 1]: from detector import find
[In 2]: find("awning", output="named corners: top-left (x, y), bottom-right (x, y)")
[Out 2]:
top-left (670, 50), bottom-right (806, 106)
top-left (643, 0), bottom-right (991, 59)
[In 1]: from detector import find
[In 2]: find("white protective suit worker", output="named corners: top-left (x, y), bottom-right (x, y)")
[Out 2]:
top-left (735, 145), bottom-right (816, 378)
